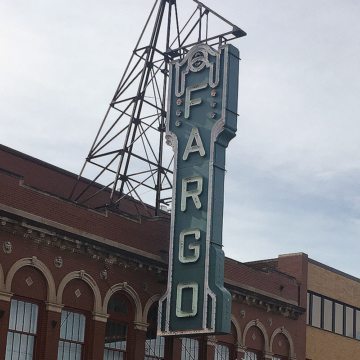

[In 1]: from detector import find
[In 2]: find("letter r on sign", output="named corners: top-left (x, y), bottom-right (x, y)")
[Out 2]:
top-left (181, 176), bottom-right (203, 211)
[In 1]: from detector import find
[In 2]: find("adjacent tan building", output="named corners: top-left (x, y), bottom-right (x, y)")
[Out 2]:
top-left (306, 259), bottom-right (360, 359)
top-left (249, 253), bottom-right (360, 360)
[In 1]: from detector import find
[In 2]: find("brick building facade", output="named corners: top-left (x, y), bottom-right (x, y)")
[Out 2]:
top-left (306, 259), bottom-right (360, 359)
top-left (0, 144), bottom-right (307, 359)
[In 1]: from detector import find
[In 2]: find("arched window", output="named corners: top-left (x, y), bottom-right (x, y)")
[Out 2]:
top-left (244, 326), bottom-right (265, 360)
top-left (5, 298), bottom-right (40, 360)
top-left (57, 277), bottom-right (94, 359)
top-left (144, 303), bottom-right (165, 359)
top-left (5, 266), bottom-right (47, 359)
top-left (271, 332), bottom-right (290, 360)
top-left (104, 293), bottom-right (134, 359)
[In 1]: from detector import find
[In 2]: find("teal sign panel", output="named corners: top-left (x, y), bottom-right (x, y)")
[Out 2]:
top-left (158, 43), bottom-right (239, 335)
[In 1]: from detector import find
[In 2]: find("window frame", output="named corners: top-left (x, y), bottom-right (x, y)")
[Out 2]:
top-left (5, 297), bottom-right (42, 360)
top-left (214, 342), bottom-right (232, 360)
top-left (104, 292), bottom-right (134, 360)
top-left (144, 303), bottom-right (165, 360)
top-left (57, 307), bottom-right (87, 360)
top-left (103, 319), bottom-right (128, 359)
top-left (180, 337), bottom-right (201, 360)
top-left (244, 349), bottom-right (263, 360)
top-left (307, 290), bottom-right (360, 340)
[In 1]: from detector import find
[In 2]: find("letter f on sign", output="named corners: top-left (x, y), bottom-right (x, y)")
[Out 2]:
top-left (185, 83), bottom-right (207, 118)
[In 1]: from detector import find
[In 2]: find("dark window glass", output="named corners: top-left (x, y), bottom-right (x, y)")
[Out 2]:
top-left (57, 310), bottom-right (86, 360)
top-left (335, 303), bottom-right (344, 335)
top-left (105, 294), bottom-right (133, 359)
top-left (345, 306), bottom-right (354, 338)
top-left (5, 299), bottom-right (39, 360)
top-left (306, 292), bottom-right (310, 325)
top-left (311, 295), bottom-right (321, 327)
top-left (356, 310), bottom-right (360, 340)
top-left (323, 298), bottom-right (333, 331)
top-left (104, 321), bottom-right (127, 359)
top-left (108, 295), bottom-right (129, 316)
top-left (145, 304), bottom-right (164, 359)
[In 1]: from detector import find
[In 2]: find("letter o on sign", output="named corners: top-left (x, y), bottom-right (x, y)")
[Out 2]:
top-left (176, 283), bottom-right (198, 318)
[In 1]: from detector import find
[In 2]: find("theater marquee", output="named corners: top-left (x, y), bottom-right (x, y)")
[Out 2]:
top-left (158, 43), bottom-right (240, 335)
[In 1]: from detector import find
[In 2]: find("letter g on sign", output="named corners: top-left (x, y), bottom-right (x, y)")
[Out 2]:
top-left (179, 229), bottom-right (200, 263)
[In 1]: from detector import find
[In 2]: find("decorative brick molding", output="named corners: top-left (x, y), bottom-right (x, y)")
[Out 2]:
top-left (0, 290), bottom-right (13, 302)
top-left (270, 326), bottom-right (296, 360)
top-left (242, 319), bottom-right (270, 354)
top-left (46, 302), bottom-right (64, 313)
top-left (2, 241), bottom-right (12, 254)
top-left (231, 314), bottom-right (243, 346)
top-left (93, 312), bottom-right (109, 323)
top-left (103, 282), bottom-right (142, 323)
top-left (142, 294), bottom-right (161, 323)
top-left (57, 270), bottom-right (102, 313)
top-left (5, 257), bottom-right (57, 303)
top-left (133, 321), bottom-right (149, 331)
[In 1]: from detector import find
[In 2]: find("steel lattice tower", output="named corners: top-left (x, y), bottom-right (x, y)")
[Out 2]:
top-left (70, 0), bottom-right (246, 216)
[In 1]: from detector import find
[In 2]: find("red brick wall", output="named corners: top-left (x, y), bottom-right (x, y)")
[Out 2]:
top-left (0, 145), bottom-right (308, 359)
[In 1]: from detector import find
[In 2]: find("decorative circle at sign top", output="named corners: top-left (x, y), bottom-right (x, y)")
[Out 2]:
top-left (189, 50), bottom-right (207, 72)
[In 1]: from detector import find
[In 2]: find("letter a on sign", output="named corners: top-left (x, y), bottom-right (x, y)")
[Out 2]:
top-left (159, 43), bottom-right (240, 336)
top-left (183, 127), bottom-right (205, 160)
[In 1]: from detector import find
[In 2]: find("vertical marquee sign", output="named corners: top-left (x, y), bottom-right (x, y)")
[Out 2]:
top-left (158, 43), bottom-right (239, 335)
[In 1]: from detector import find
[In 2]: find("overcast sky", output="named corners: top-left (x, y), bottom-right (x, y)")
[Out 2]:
top-left (1, 0), bottom-right (360, 276)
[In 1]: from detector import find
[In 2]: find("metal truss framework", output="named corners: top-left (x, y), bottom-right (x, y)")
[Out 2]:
top-left (70, 0), bottom-right (246, 216)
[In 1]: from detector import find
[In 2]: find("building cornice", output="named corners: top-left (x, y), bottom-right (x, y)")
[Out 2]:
top-left (0, 208), bottom-right (168, 276)
top-left (0, 203), bottom-right (166, 262)
top-left (227, 282), bottom-right (305, 320)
